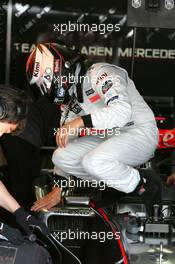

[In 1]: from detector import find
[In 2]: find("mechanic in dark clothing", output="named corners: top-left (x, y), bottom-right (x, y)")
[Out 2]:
top-left (1, 92), bottom-right (61, 210)
top-left (0, 85), bottom-right (49, 244)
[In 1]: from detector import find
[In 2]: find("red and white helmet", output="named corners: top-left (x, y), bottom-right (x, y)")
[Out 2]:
top-left (26, 43), bottom-right (86, 103)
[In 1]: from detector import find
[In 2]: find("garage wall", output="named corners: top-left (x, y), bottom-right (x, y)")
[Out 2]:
top-left (1, 0), bottom-right (174, 98)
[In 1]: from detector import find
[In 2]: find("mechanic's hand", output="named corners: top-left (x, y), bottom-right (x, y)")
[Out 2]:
top-left (56, 117), bottom-right (84, 147)
top-left (0, 223), bottom-right (25, 245)
top-left (13, 207), bottom-right (50, 236)
top-left (31, 187), bottom-right (62, 212)
top-left (167, 173), bottom-right (175, 186)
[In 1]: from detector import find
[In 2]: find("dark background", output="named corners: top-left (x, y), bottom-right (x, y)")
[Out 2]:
top-left (0, 0), bottom-right (174, 217)
top-left (0, 0), bottom-right (175, 178)
top-left (0, 0), bottom-right (175, 98)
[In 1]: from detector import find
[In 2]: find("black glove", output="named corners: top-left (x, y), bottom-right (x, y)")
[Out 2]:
top-left (13, 207), bottom-right (50, 236)
top-left (0, 222), bottom-right (25, 245)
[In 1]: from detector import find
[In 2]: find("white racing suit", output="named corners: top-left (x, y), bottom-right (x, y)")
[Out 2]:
top-left (52, 63), bottom-right (158, 193)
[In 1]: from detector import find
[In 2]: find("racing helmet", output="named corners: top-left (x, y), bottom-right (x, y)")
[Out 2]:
top-left (26, 43), bottom-right (86, 103)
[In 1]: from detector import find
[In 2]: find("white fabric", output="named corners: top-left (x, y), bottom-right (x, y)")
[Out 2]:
top-left (61, 63), bottom-right (156, 130)
top-left (53, 63), bottom-right (158, 193)
top-left (53, 121), bottom-right (158, 193)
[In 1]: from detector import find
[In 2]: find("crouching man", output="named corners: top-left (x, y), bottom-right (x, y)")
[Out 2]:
top-left (28, 43), bottom-right (161, 216)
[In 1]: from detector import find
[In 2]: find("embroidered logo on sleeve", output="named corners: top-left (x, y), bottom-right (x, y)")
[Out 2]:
top-left (69, 97), bottom-right (82, 114)
top-left (106, 95), bottom-right (119, 105)
top-left (85, 88), bottom-right (95, 96)
top-left (102, 80), bottom-right (113, 94)
top-left (89, 94), bottom-right (101, 103)
top-left (96, 72), bottom-right (108, 85)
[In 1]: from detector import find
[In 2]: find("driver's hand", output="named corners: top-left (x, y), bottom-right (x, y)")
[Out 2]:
top-left (31, 187), bottom-right (62, 212)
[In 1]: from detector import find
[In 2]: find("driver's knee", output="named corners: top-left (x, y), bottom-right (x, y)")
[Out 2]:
top-left (82, 153), bottom-right (108, 177)
top-left (52, 148), bottom-right (72, 170)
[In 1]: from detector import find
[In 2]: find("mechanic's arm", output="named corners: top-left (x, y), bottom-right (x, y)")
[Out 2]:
top-left (0, 180), bottom-right (49, 235)
top-left (0, 180), bottom-right (20, 213)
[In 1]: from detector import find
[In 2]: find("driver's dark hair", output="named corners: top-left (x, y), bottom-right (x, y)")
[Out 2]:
top-left (0, 85), bottom-right (31, 135)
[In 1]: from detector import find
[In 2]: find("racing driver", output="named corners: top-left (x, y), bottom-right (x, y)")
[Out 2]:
top-left (27, 43), bottom-right (161, 216)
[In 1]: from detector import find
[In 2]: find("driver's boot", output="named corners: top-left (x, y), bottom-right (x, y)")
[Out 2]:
top-left (132, 169), bottom-right (162, 217)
